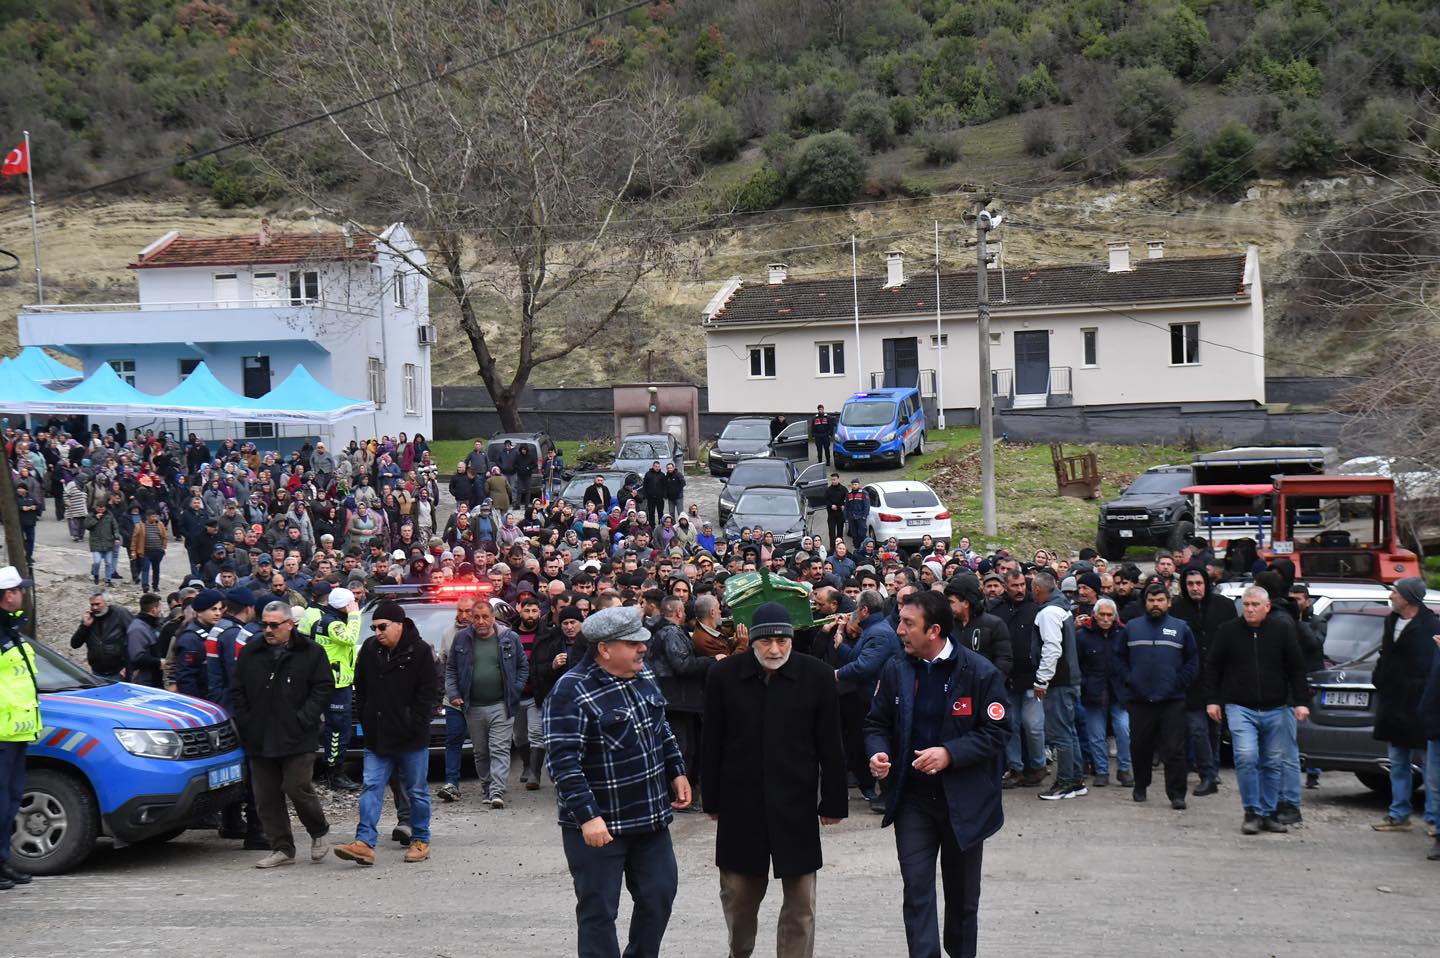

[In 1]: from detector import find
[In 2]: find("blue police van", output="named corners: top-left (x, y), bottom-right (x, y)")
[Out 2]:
top-left (12, 641), bottom-right (245, 874)
top-left (833, 387), bottom-right (927, 467)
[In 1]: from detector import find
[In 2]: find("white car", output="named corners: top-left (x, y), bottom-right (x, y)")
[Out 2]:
top-left (1216, 579), bottom-right (1440, 621)
top-left (864, 480), bottom-right (953, 546)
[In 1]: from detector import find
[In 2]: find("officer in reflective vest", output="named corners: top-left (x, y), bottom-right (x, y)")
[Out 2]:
top-left (0, 566), bottom-right (40, 889)
top-left (299, 586), bottom-right (362, 791)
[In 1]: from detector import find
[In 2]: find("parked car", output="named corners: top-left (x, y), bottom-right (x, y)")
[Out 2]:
top-left (1298, 607), bottom-right (1436, 794)
top-left (612, 433), bottom-right (684, 475)
top-left (708, 417), bottom-right (809, 476)
top-left (718, 457), bottom-right (828, 524)
top-left (485, 431), bottom-right (557, 500)
top-left (1215, 580), bottom-right (1440, 621)
top-left (862, 481), bottom-right (953, 546)
top-left (721, 485), bottom-right (811, 549)
top-left (833, 387), bottom-right (926, 468)
top-left (1094, 464), bottom-right (1195, 559)
top-left (556, 470), bottom-right (642, 511)
top-left (13, 642), bottom-right (246, 875)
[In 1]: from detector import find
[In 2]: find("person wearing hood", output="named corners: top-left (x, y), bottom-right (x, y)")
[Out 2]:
top-left (1114, 584), bottom-right (1198, 809)
top-left (1171, 565), bottom-right (1237, 797)
top-left (1032, 572), bottom-right (1085, 801)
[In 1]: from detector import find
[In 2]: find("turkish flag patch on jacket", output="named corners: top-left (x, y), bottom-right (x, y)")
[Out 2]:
top-left (950, 697), bottom-right (973, 716)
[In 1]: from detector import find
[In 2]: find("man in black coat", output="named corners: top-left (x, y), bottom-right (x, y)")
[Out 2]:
top-left (641, 461), bottom-right (667, 528)
top-left (1171, 565), bottom-right (1237, 797)
top-left (810, 404), bottom-right (833, 465)
top-left (1370, 576), bottom-right (1439, 833)
top-left (333, 600), bottom-right (437, 866)
top-left (702, 602), bottom-right (847, 958)
top-left (822, 473), bottom-right (847, 549)
top-left (945, 576), bottom-right (1013, 678)
top-left (232, 601), bottom-right (335, 868)
top-left (1419, 629), bottom-right (1440, 860)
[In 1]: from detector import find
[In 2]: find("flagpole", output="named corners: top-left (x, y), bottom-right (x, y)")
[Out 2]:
top-left (23, 130), bottom-right (42, 305)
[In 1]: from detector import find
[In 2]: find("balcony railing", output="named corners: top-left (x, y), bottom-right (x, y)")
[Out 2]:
top-left (1049, 366), bottom-right (1072, 397)
top-left (991, 368), bottom-right (1013, 401)
top-left (21, 298), bottom-right (369, 316)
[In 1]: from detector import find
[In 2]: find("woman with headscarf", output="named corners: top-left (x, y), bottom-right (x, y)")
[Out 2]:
top-left (485, 466), bottom-right (511, 513)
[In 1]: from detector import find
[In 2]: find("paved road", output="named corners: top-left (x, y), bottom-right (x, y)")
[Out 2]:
top-left (7, 763), bottom-right (1436, 957)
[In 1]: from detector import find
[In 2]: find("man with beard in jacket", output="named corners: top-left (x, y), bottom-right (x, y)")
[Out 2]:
top-left (1114, 584), bottom-right (1198, 809)
top-left (232, 601), bottom-right (334, 868)
top-left (1171, 565), bottom-right (1237, 798)
top-left (1369, 576), bottom-right (1439, 835)
top-left (944, 577), bottom-right (1013, 678)
top-left (994, 570), bottom-right (1045, 789)
top-left (831, 589), bottom-right (900, 813)
top-left (70, 591), bottom-right (134, 680)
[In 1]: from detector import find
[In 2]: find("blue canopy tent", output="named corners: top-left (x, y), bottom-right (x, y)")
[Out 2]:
top-left (148, 362), bottom-right (260, 420)
top-left (0, 357), bottom-right (75, 413)
top-left (243, 364), bottom-right (374, 424)
top-left (7, 347), bottom-right (82, 386)
top-left (35, 361), bottom-right (153, 417)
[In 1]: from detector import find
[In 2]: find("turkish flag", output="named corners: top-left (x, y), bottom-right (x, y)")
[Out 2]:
top-left (2, 141), bottom-right (29, 177)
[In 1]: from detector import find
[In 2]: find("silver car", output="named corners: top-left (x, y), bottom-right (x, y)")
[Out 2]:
top-left (612, 433), bottom-right (684, 475)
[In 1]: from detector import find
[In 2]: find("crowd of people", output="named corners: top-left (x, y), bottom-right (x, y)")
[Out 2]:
top-left (5, 418), bottom-right (1440, 956)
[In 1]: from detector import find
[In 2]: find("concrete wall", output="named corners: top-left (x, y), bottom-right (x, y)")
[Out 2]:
top-left (995, 404), bottom-right (1352, 451)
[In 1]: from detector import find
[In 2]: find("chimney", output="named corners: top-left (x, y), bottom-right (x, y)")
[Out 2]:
top-left (1146, 239), bottom-right (1165, 259)
top-left (986, 240), bottom-right (1002, 270)
top-left (342, 222), bottom-right (354, 250)
top-left (1107, 241), bottom-right (1131, 273)
top-left (258, 217), bottom-right (272, 248)
top-left (884, 249), bottom-right (904, 288)
top-left (767, 263), bottom-right (788, 285)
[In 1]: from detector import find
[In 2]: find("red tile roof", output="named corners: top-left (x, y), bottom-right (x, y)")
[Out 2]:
top-left (130, 231), bottom-right (378, 269)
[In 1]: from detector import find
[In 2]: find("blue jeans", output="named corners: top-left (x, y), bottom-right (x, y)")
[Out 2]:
top-left (1005, 686), bottom-right (1046, 773)
top-left (0, 742), bottom-right (26, 865)
top-left (140, 549), bottom-right (164, 590)
top-left (1043, 685), bottom-right (1081, 784)
top-left (443, 706), bottom-right (467, 787)
top-left (1185, 709), bottom-right (1217, 783)
top-left (1226, 705), bottom-right (1293, 817)
top-left (1388, 741), bottom-right (1440, 824)
top-left (1084, 701), bottom-right (1131, 776)
top-left (561, 825), bottom-right (677, 958)
top-left (356, 749), bottom-right (430, 846)
top-left (90, 549), bottom-right (116, 580)
top-left (1280, 732), bottom-right (1303, 809)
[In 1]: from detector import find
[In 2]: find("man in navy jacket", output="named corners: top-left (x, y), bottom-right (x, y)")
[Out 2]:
top-left (1114, 583), bottom-right (1198, 809)
top-left (864, 590), bottom-right (1009, 958)
top-left (832, 589), bottom-right (900, 810)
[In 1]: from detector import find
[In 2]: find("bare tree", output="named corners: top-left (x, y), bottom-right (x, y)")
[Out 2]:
top-left (261, 0), bottom-right (696, 430)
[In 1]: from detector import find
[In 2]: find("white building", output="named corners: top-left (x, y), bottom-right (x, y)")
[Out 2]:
top-left (18, 219), bottom-right (433, 443)
top-left (702, 241), bottom-right (1264, 417)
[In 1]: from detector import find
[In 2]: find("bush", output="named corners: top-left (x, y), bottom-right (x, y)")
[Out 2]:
top-left (916, 127), bottom-right (962, 166)
top-left (788, 131), bottom-right (866, 206)
top-left (1179, 118), bottom-right (1259, 198)
top-left (1108, 66), bottom-right (1186, 153)
top-left (1269, 100), bottom-right (1339, 174)
top-left (1015, 64), bottom-right (1060, 109)
top-left (842, 90), bottom-right (896, 152)
top-left (1022, 113), bottom-right (1059, 156)
top-left (787, 75), bottom-right (849, 133)
top-left (888, 95), bottom-right (920, 135)
top-left (684, 95), bottom-right (744, 163)
top-left (759, 132), bottom-right (796, 175)
top-left (730, 163), bottom-right (787, 212)
top-left (1349, 97), bottom-right (1412, 171)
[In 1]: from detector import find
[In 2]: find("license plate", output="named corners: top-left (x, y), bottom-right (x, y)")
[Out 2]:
top-left (207, 762), bottom-right (243, 790)
top-left (907, 518), bottom-right (928, 526)
top-left (1321, 690), bottom-right (1370, 709)
top-left (854, 453), bottom-right (870, 459)
top-left (1118, 529), bottom-right (1133, 538)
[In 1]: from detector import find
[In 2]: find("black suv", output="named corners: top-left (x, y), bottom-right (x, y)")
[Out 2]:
top-left (1095, 464), bottom-right (1195, 559)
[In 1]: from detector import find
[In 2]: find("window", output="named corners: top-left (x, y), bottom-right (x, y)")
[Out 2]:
top-left (403, 363), bottom-right (419, 415)
top-left (367, 357), bottom-right (386, 404)
top-left (929, 333), bottom-right (949, 348)
top-left (989, 332), bottom-right (1002, 346)
top-left (393, 271), bottom-right (408, 308)
top-left (1082, 328), bottom-right (1098, 367)
top-left (178, 358), bottom-right (200, 380)
top-left (108, 359), bottom-right (136, 386)
top-left (289, 270), bottom-right (320, 305)
top-left (816, 341), bottom-right (844, 377)
top-left (1170, 322), bottom-right (1200, 365)
top-left (748, 344), bottom-right (776, 379)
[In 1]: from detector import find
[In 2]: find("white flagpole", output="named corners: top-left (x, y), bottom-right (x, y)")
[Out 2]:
top-left (934, 220), bottom-right (946, 429)
top-left (851, 234), bottom-right (862, 391)
top-left (23, 130), bottom-right (43, 305)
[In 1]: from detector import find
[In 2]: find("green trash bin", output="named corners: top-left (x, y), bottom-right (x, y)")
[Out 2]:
top-left (724, 568), bottom-right (815, 629)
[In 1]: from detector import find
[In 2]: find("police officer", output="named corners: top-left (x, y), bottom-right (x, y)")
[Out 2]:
top-left (0, 566), bottom-right (39, 890)
top-left (844, 479), bottom-right (870, 551)
top-left (811, 404), bottom-right (834, 465)
top-left (208, 587), bottom-right (268, 848)
top-left (175, 589), bottom-right (226, 700)
top-left (298, 586), bottom-right (362, 792)
top-left (865, 590), bottom-right (1010, 958)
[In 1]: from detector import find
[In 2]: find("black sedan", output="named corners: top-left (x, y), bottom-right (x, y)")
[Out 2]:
top-left (718, 457), bottom-right (828, 523)
top-left (708, 417), bottom-right (811, 475)
top-left (721, 485), bottom-right (811, 548)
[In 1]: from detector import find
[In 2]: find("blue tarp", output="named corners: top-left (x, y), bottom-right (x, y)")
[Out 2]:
top-left (7, 347), bottom-right (81, 386)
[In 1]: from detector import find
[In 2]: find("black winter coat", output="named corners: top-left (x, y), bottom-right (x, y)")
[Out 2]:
top-left (1204, 614), bottom-right (1309, 712)
top-left (1171, 585), bottom-right (1238, 709)
top-left (1077, 622), bottom-right (1128, 709)
top-left (992, 596), bottom-right (1038, 688)
top-left (702, 650), bottom-right (848, 878)
top-left (952, 611), bottom-right (1013, 677)
top-left (354, 626), bottom-right (438, 755)
top-left (231, 633), bottom-right (335, 758)
top-left (70, 607), bottom-right (135, 675)
top-left (1373, 607), bottom-right (1440, 750)
top-left (642, 468), bottom-right (666, 501)
top-left (646, 618), bottom-right (713, 713)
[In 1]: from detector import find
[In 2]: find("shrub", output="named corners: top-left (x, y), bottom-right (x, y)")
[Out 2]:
top-left (888, 95), bottom-right (920, 135)
top-left (916, 128), bottom-right (962, 166)
top-left (787, 75), bottom-right (849, 133)
top-left (1269, 100), bottom-right (1339, 174)
top-left (788, 131), bottom-right (866, 206)
top-left (683, 95), bottom-right (744, 163)
top-left (1108, 66), bottom-right (1186, 153)
top-left (759, 132), bottom-right (796, 176)
top-left (842, 90), bottom-right (896, 152)
top-left (1022, 113), bottom-right (1059, 156)
top-left (1015, 64), bottom-right (1060, 109)
top-left (1349, 97), bottom-right (1412, 171)
top-left (1179, 118), bottom-right (1259, 198)
top-left (730, 163), bottom-right (787, 212)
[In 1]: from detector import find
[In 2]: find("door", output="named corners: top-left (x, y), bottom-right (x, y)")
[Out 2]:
top-left (795, 463), bottom-right (830, 507)
top-left (769, 419), bottom-right (810, 460)
top-left (882, 337), bottom-right (919, 389)
top-left (242, 355), bottom-right (273, 439)
top-left (1013, 330), bottom-right (1050, 395)
top-left (213, 273), bottom-right (239, 307)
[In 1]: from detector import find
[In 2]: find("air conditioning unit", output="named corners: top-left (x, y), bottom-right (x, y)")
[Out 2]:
top-left (417, 325), bottom-right (438, 346)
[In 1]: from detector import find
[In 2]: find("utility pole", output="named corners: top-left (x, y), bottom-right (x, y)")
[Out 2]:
top-left (932, 221), bottom-right (945, 430)
top-left (976, 211), bottom-right (1000, 536)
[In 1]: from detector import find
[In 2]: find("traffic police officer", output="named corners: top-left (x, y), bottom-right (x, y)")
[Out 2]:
top-left (0, 566), bottom-right (39, 890)
top-left (299, 586), bottom-right (362, 791)
top-left (865, 590), bottom-right (1010, 958)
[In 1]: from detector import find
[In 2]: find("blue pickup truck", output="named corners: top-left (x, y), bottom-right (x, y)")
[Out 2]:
top-left (11, 640), bottom-right (246, 875)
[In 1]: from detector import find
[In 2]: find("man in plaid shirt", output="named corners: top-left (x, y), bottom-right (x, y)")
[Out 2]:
top-left (544, 605), bottom-right (692, 958)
